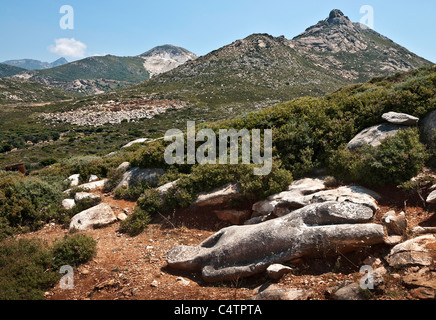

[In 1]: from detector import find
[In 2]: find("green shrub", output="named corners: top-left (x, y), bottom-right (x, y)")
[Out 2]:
top-left (329, 128), bottom-right (427, 186)
top-left (0, 172), bottom-right (63, 233)
top-left (119, 208), bottom-right (152, 236)
top-left (61, 156), bottom-right (109, 183)
top-left (39, 158), bottom-right (57, 167)
top-left (103, 167), bottom-right (125, 192)
top-left (0, 239), bottom-right (60, 300)
top-left (130, 140), bottom-right (169, 169)
top-left (119, 189), bottom-right (162, 236)
top-left (51, 234), bottom-right (97, 268)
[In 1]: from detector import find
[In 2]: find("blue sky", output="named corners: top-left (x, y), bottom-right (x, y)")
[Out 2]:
top-left (0, 0), bottom-right (435, 63)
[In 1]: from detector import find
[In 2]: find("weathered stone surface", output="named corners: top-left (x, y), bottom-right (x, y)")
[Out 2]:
top-left (214, 210), bottom-right (251, 225)
top-left (89, 175), bottom-right (99, 182)
top-left (332, 283), bottom-right (367, 300)
top-left (74, 192), bottom-right (101, 203)
top-left (250, 283), bottom-right (312, 300)
top-left (167, 201), bottom-right (384, 282)
top-left (403, 268), bottom-right (436, 298)
top-left (385, 235), bottom-right (436, 268)
top-left (116, 162), bottom-right (131, 171)
top-left (276, 185), bottom-right (380, 213)
top-left (78, 180), bottom-right (107, 191)
top-left (156, 180), bottom-right (178, 194)
top-left (252, 183), bottom-right (378, 219)
top-left (117, 168), bottom-right (165, 189)
top-left (65, 174), bottom-right (80, 187)
top-left (383, 211), bottom-right (407, 236)
top-left (382, 112), bottom-right (419, 126)
top-left (121, 138), bottom-right (148, 149)
top-left (69, 203), bottom-right (117, 231)
top-left (266, 264), bottom-right (293, 280)
top-left (427, 190), bottom-right (436, 204)
top-left (62, 199), bottom-right (76, 210)
top-left (420, 110), bottom-right (436, 147)
top-left (117, 213), bottom-right (128, 221)
top-left (346, 123), bottom-right (407, 150)
top-left (194, 183), bottom-right (241, 207)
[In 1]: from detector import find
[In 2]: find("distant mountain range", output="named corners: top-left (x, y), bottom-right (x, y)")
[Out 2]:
top-left (6, 45), bottom-right (197, 95)
top-left (0, 9), bottom-right (433, 106)
top-left (2, 58), bottom-right (68, 70)
top-left (105, 9), bottom-right (432, 118)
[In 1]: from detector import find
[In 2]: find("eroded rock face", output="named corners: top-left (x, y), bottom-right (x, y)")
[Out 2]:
top-left (167, 201), bottom-right (385, 282)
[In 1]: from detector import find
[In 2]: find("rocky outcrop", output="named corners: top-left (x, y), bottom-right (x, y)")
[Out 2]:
top-left (62, 199), bottom-right (76, 210)
top-left (69, 203), bottom-right (117, 231)
top-left (74, 192), bottom-right (101, 203)
top-left (63, 179), bottom-right (107, 194)
top-left (420, 110), bottom-right (436, 147)
top-left (121, 139), bottom-right (148, 149)
top-left (346, 124), bottom-right (407, 150)
top-left (250, 183), bottom-right (380, 223)
top-left (193, 183), bottom-right (241, 207)
top-left (385, 235), bottom-right (436, 268)
top-left (167, 201), bottom-right (385, 282)
top-left (382, 211), bottom-right (407, 236)
top-left (382, 112), bottom-right (419, 126)
top-left (116, 168), bottom-right (165, 189)
top-left (266, 264), bottom-right (293, 280)
top-left (65, 174), bottom-right (80, 187)
top-left (427, 189), bottom-right (436, 204)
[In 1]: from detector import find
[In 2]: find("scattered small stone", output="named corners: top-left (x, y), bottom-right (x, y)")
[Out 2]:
top-left (150, 280), bottom-right (159, 287)
top-left (176, 277), bottom-right (190, 286)
top-left (267, 264), bottom-right (293, 280)
top-left (117, 213), bottom-right (128, 221)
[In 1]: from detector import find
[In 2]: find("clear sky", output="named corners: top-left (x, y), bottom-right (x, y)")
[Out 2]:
top-left (0, 0), bottom-right (435, 63)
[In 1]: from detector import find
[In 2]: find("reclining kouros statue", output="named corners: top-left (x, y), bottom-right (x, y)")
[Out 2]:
top-left (167, 201), bottom-right (386, 282)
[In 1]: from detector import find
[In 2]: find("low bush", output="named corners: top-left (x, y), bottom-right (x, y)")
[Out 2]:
top-left (328, 128), bottom-right (427, 186)
top-left (114, 180), bottom-right (151, 201)
top-left (0, 239), bottom-right (59, 300)
top-left (51, 234), bottom-right (97, 268)
top-left (119, 189), bottom-right (162, 236)
top-left (0, 234), bottom-right (97, 300)
top-left (0, 172), bottom-right (63, 234)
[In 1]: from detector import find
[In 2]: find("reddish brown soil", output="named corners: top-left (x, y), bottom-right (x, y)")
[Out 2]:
top-left (15, 176), bottom-right (436, 300)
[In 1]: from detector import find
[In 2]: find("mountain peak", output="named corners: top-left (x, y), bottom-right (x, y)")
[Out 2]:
top-left (326, 9), bottom-right (352, 26)
top-left (139, 44), bottom-right (197, 77)
top-left (140, 45), bottom-right (197, 59)
top-left (329, 9), bottom-right (344, 19)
